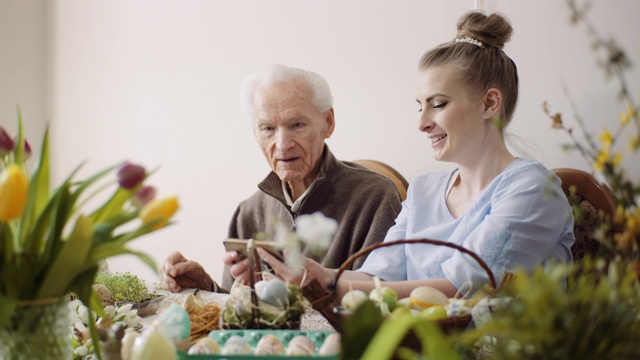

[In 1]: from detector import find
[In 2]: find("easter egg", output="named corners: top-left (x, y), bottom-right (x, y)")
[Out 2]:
top-left (419, 305), bottom-right (448, 321)
top-left (408, 286), bottom-right (448, 310)
top-left (255, 279), bottom-right (289, 308)
top-left (286, 335), bottom-right (316, 356)
top-left (222, 335), bottom-right (252, 355)
top-left (318, 333), bottom-right (341, 356)
top-left (187, 337), bottom-right (221, 355)
top-left (254, 334), bottom-right (285, 355)
top-left (120, 331), bottom-right (139, 360)
top-left (157, 303), bottom-right (191, 341)
top-left (369, 286), bottom-right (398, 311)
top-left (130, 327), bottom-right (177, 360)
top-left (341, 289), bottom-right (368, 312)
top-left (445, 298), bottom-right (471, 317)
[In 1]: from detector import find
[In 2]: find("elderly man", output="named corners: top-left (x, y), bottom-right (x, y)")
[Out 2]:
top-left (161, 64), bottom-right (401, 293)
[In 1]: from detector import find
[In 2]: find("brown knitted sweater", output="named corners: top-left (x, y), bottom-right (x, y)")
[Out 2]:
top-left (221, 146), bottom-right (402, 290)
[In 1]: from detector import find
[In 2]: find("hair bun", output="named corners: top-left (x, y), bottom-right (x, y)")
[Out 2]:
top-left (456, 12), bottom-right (513, 49)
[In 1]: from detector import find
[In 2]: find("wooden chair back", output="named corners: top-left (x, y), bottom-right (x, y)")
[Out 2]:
top-left (354, 159), bottom-right (409, 201)
top-left (553, 168), bottom-right (616, 261)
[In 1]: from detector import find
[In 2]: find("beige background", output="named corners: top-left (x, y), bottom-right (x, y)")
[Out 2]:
top-left (2, 0), bottom-right (639, 285)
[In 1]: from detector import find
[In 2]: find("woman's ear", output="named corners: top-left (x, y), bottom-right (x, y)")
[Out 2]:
top-left (483, 88), bottom-right (502, 119)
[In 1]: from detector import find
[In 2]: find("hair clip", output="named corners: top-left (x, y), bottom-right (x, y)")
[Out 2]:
top-left (454, 37), bottom-right (484, 48)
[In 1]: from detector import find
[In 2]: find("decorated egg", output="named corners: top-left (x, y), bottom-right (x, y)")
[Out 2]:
top-left (254, 334), bottom-right (285, 355)
top-left (445, 298), bottom-right (471, 317)
top-left (408, 286), bottom-right (448, 310)
top-left (286, 335), bottom-right (316, 356)
top-left (187, 337), bottom-right (221, 355)
top-left (222, 335), bottom-right (252, 355)
top-left (130, 327), bottom-right (177, 360)
top-left (341, 289), bottom-right (368, 312)
top-left (157, 303), bottom-right (191, 340)
top-left (318, 333), bottom-right (341, 356)
top-left (255, 279), bottom-right (289, 308)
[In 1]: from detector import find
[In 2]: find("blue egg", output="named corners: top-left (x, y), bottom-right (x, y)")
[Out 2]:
top-left (157, 303), bottom-right (191, 340)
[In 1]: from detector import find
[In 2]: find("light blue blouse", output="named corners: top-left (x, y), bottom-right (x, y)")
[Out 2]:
top-left (358, 158), bottom-right (575, 291)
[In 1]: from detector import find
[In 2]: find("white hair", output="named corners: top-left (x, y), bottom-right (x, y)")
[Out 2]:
top-left (239, 64), bottom-right (334, 122)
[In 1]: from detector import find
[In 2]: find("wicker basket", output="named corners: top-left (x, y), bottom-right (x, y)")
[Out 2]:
top-left (221, 239), bottom-right (302, 330)
top-left (301, 238), bottom-right (502, 333)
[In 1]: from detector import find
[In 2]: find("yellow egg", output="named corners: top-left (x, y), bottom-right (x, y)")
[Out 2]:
top-left (408, 286), bottom-right (448, 310)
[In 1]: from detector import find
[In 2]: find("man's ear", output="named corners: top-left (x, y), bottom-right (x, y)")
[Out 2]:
top-left (483, 88), bottom-right (502, 120)
top-left (324, 108), bottom-right (336, 138)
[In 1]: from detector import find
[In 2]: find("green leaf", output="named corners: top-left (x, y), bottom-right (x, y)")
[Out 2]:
top-left (361, 311), bottom-right (418, 360)
top-left (92, 211), bottom-right (138, 245)
top-left (0, 294), bottom-right (17, 329)
top-left (14, 110), bottom-right (25, 165)
top-left (89, 187), bottom-right (131, 224)
top-left (19, 126), bottom-right (50, 251)
top-left (87, 243), bottom-right (157, 273)
top-left (412, 320), bottom-right (460, 360)
top-left (37, 215), bottom-right (94, 298)
top-left (342, 300), bottom-right (385, 360)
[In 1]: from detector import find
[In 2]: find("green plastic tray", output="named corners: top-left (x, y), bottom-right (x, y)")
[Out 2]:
top-left (176, 329), bottom-right (339, 360)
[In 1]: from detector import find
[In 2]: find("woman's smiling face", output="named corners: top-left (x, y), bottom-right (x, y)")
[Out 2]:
top-left (415, 65), bottom-right (486, 164)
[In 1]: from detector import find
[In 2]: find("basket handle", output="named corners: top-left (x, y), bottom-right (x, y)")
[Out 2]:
top-left (333, 238), bottom-right (497, 290)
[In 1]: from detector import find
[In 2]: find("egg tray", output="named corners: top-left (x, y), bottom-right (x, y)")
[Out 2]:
top-left (176, 330), bottom-right (339, 360)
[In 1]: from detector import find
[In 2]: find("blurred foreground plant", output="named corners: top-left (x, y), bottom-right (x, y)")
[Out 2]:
top-left (544, 0), bottom-right (640, 262)
top-left (0, 111), bottom-right (179, 357)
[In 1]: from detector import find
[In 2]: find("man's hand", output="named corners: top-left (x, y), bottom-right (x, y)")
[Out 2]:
top-left (161, 251), bottom-right (215, 292)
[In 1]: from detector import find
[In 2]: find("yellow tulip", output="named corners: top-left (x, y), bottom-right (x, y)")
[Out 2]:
top-left (0, 164), bottom-right (29, 222)
top-left (140, 195), bottom-right (179, 230)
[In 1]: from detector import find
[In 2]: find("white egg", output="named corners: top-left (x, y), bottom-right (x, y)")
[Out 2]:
top-left (318, 333), bottom-right (341, 355)
top-left (341, 289), bottom-right (368, 311)
top-left (130, 327), bottom-right (177, 360)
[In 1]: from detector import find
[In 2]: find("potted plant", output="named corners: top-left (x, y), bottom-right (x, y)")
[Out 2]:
top-left (0, 112), bottom-right (179, 359)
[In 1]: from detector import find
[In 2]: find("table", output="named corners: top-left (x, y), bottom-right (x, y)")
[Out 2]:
top-left (143, 289), bottom-right (336, 332)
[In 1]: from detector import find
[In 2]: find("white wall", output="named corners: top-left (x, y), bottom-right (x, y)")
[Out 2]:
top-left (9, 0), bottom-right (640, 285)
top-left (0, 0), bottom-right (46, 157)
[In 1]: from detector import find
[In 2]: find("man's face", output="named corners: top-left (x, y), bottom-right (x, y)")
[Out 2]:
top-left (252, 81), bottom-right (335, 188)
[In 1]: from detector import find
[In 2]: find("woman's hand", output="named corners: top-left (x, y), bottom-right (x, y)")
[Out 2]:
top-left (256, 248), bottom-right (335, 290)
top-left (222, 251), bottom-right (253, 285)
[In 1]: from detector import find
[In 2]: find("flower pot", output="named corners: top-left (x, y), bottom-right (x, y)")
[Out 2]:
top-left (0, 297), bottom-right (71, 360)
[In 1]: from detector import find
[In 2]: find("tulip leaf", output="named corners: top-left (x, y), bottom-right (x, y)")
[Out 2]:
top-left (19, 126), bottom-right (50, 248)
top-left (0, 222), bottom-right (14, 263)
top-left (0, 294), bottom-right (17, 329)
top-left (87, 242), bottom-right (157, 273)
top-left (92, 211), bottom-right (138, 244)
top-left (89, 188), bottom-right (131, 225)
top-left (13, 110), bottom-right (25, 166)
top-left (37, 215), bottom-right (94, 298)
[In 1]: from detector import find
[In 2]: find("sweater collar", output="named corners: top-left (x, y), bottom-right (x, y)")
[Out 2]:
top-left (258, 144), bottom-right (334, 203)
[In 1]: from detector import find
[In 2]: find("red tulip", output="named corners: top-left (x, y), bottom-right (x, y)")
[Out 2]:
top-left (117, 162), bottom-right (146, 190)
top-left (0, 127), bottom-right (15, 157)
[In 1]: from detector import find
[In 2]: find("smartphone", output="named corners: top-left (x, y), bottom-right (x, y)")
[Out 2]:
top-left (223, 238), bottom-right (285, 262)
